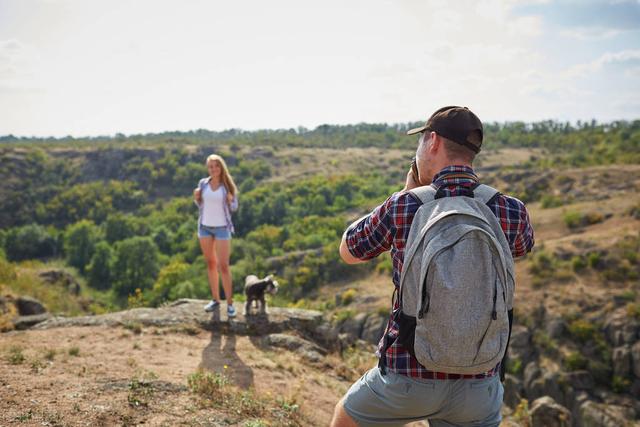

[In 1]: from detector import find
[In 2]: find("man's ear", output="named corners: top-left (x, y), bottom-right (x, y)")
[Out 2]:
top-left (429, 132), bottom-right (442, 154)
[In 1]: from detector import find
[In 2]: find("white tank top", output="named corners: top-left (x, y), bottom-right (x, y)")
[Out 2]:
top-left (202, 185), bottom-right (227, 227)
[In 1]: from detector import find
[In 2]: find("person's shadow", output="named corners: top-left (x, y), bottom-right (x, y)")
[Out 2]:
top-left (199, 325), bottom-right (254, 390)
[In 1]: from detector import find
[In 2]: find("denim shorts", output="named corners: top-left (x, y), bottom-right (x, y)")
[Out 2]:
top-left (342, 366), bottom-right (502, 427)
top-left (198, 224), bottom-right (231, 240)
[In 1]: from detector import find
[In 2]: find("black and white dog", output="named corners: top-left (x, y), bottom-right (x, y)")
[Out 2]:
top-left (244, 274), bottom-right (278, 315)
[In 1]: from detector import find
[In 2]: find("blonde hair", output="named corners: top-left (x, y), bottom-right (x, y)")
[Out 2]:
top-left (206, 154), bottom-right (238, 197)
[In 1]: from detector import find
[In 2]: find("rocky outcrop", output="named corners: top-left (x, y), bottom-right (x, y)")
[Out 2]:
top-left (604, 310), bottom-right (639, 347)
top-left (34, 299), bottom-right (324, 338)
top-left (263, 333), bottom-right (326, 362)
top-left (530, 396), bottom-right (572, 427)
top-left (38, 269), bottom-right (81, 295)
top-left (503, 374), bottom-right (525, 409)
top-left (16, 296), bottom-right (46, 315)
top-left (632, 341), bottom-right (640, 379)
top-left (579, 401), bottom-right (635, 427)
top-left (509, 325), bottom-right (535, 366)
top-left (612, 345), bottom-right (632, 378)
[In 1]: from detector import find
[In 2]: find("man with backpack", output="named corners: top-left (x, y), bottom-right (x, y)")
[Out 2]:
top-left (331, 106), bottom-right (534, 427)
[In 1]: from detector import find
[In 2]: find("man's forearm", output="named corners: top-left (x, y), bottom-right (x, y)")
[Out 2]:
top-left (340, 234), bottom-right (365, 264)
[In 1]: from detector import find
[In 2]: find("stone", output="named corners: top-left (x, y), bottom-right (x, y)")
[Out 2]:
top-left (545, 317), bottom-right (566, 339)
top-left (13, 313), bottom-right (51, 330)
top-left (524, 362), bottom-right (542, 391)
top-left (503, 374), bottom-right (524, 409)
top-left (579, 401), bottom-right (635, 427)
top-left (527, 373), bottom-right (564, 404)
top-left (263, 333), bottom-right (326, 355)
top-left (562, 370), bottom-right (594, 391)
top-left (632, 341), bottom-right (640, 379)
top-left (38, 268), bottom-right (82, 295)
top-left (15, 296), bottom-right (46, 315)
top-left (509, 325), bottom-right (534, 365)
top-left (612, 345), bottom-right (632, 378)
top-left (360, 314), bottom-right (386, 344)
top-left (530, 396), bottom-right (572, 427)
top-left (339, 312), bottom-right (367, 340)
top-left (604, 310), bottom-right (639, 346)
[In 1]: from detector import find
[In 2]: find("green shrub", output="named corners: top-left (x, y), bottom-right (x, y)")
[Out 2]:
top-left (187, 370), bottom-right (229, 405)
top-left (7, 346), bottom-right (25, 365)
top-left (564, 352), bottom-right (588, 371)
top-left (335, 309), bottom-right (355, 323)
top-left (563, 210), bottom-right (584, 229)
top-left (567, 319), bottom-right (596, 343)
top-left (612, 375), bottom-right (631, 393)
top-left (4, 224), bottom-right (57, 261)
top-left (587, 252), bottom-right (603, 269)
top-left (571, 256), bottom-right (587, 271)
top-left (340, 289), bottom-right (357, 306)
top-left (506, 357), bottom-right (523, 376)
top-left (627, 303), bottom-right (640, 319)
top-left (540, 194), bottom-right (564, 209)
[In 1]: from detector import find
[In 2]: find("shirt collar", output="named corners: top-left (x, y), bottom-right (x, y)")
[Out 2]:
top-left (432, 165), bottom-right (478, 185)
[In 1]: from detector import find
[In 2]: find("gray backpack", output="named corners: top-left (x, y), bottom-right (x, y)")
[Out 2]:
top-left (394, 184), bottom-right (515, 375)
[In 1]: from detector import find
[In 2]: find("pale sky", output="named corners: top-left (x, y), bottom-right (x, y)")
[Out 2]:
top-left (1, 0), bottom-right (639, 137)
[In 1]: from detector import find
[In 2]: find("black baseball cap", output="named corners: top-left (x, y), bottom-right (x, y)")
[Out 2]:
top-left (407, 106), bottom-right (483, 153)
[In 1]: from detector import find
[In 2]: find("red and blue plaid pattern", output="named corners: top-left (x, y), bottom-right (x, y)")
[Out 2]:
top-left (345, 165), bottom-right (535, 379)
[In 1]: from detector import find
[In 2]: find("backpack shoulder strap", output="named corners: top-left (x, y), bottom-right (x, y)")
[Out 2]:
top-left (473, 184), bottom-right (501, 205)
top-left (408, 185), bottom-right (437, 204)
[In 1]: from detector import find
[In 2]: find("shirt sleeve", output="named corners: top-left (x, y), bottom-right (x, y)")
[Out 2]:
top-left (229, 193), bottom-right (239, 212)
top-left (513, 203), bottom-right (535, 258)
top-left (344, 194), bottom-right (396, 260)
top-left (194, 178), bottom-right (205, 208)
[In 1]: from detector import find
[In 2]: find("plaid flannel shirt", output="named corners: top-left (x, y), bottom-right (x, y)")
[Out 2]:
top-left (345, 165), bottom-right (535, 379)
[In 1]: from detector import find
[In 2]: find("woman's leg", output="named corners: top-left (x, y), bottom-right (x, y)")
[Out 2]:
top-left (215, 239), bottom-right (233, 305)
top-left (199, 237), bottom-right (219, 301)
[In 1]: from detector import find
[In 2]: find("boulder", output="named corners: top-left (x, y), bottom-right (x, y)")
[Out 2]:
top-left (16, 296), bottom-right (46, 315)
top-left (509, 325), bottom-right (534, 365)
top-left (503, 374), bottom-right (524, 409)
top-left (13, 313), bottom-right (51, 330)
top-left (524, 362), bottom-right (542, 392)
top-left (263, 333), bottom-right (325, 363)
top-left (612, 345), bottom-right (632, 378)
top-left (545, 317), bottom-right (567, 339)
top-left (561, 370), bottom-right (594, 391)
top-left (360, 314), bottom-right (386, 344)
top-left (339, 312), bottom-right (368, 340)
top-left (527, 372), bottom-right (564, 404)
top-left (38, 269), bottom-right (81, 295)
top-left (530, 396), bottom-right (572, 427)
top-left (604, 310), bottom-right (639, 346)
top-left (579, 401), bottom-right (635, 427)
top-left (632, 341), bottom-right (640, 379)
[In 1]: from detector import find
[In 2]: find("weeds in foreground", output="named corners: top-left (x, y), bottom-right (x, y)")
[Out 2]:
top-left (128, 370), bottom-right (158, 408)
top-left (187, 369), bottom-right (305, 426)
top-left (512, 399), bottom-right (531, 427)
top-left (7, 346), bottom-right (25, 365)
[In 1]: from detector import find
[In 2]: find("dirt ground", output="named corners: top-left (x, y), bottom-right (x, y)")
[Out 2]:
top-left (0, 325), bottom-right (352, 426)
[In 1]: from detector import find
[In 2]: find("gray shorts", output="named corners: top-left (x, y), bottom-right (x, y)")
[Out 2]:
top-left (342, 367), bottom-right (503, 427)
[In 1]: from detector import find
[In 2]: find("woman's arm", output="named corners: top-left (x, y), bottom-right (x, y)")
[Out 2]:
top-left (227, 192), bottom-right (239, 212)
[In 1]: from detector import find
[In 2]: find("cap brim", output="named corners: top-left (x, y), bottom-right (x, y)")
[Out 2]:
top-left (406, 125), bottom-right (427, 135)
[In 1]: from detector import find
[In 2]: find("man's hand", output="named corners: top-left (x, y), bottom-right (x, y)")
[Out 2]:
top-left (403, 168), bottom-right (419, 192)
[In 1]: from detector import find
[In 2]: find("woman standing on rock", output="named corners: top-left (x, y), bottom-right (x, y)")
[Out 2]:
top-left (193, 154), bottom-right (239, 317)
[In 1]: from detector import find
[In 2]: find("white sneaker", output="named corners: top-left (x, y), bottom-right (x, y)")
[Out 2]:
top-left (227, 304), bottom-right (237, 318)
top-left (204, 300), bottom-right (220, 312)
